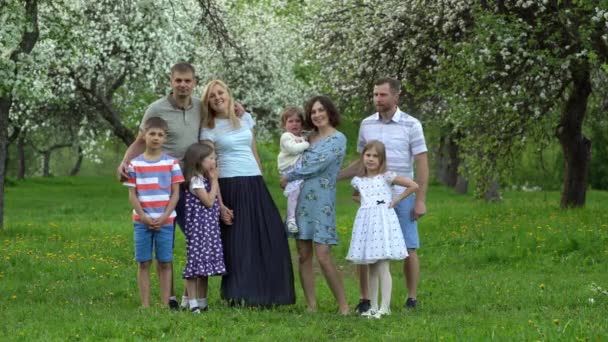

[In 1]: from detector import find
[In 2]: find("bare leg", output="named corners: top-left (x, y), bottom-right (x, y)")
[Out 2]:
top-left (157, 262), bottom-right (173, 305)
top-left (368, 262), bottom-right (380, 312)
top-left (137, 261), bottom-right (152, 307)
top-left (404, 250), bottom-right (419, 299)
top-left (198, 277), bottom-right (208, 298)
top-left (314, 243), bottom-right (349, 315)
top-left (296, 240), bottom-right (316, 312)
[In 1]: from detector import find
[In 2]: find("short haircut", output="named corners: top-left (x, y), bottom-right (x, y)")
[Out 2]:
top-left (280, 106), bottom-right (305, 128)
top-left (170, 62), bottom-right (196, 76)
top-left (143, 117), bottom-right (168, 133)
top-left (374, 77), bottom-right (401, 94)
top-left (303, 95), bottom-right (340, 130)
top-left (358, 140), bottom-right (388, 177)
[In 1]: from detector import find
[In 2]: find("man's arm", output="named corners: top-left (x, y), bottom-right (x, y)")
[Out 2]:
top-left (412, 152), bottom-right (428, 220)
top-left (117, 131), bottom-right (145, 179)
top-left (338, 159), bottom-right (362, 181)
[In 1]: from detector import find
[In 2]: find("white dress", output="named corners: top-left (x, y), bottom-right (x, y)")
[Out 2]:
top-left (346, 172), bottom-right (408, 264)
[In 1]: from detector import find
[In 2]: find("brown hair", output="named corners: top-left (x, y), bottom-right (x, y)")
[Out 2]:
top-left (170, 62), bottom-right (196, 77)
top-left (358, 140), bottom-right (388, 177)
top-left (280, 106), bottom-right (305, 128)
top-left (303, 95), bottom-right (340, 131)
top-left (200, 80), bottom-right (240, 129)
top-left (374, 77), bottom-right (401, 95)
top-left (182, 142), bottom-right (215, 184)
top-left (143, 117), bottom-right (168, 133)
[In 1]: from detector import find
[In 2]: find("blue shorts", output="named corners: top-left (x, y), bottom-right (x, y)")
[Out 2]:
top-left (394, 194), bottom-right (420, 249)
top-left (133, 222), bottom-right (174, 263)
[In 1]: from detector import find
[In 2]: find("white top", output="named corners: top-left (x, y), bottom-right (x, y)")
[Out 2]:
top-left (277, 132), bottom-right (309, 173)
top-left (189, 174), bottom-right (208, 193)
top-left (199, 113), bottom-right (261, 178)
top-left (357, 108), bottom-right (427, 179)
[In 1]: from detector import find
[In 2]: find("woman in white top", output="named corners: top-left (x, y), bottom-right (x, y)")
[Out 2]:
top-left (199, 80), bottom-right (295, 307)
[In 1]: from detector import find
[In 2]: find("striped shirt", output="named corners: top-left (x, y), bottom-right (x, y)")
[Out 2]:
top-left (357, 109), bottom-right (427, 179)
top-left (123, 153), bottom-right (184, 224)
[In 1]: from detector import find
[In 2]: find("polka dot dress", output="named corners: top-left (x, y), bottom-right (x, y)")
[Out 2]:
top-left (346, 172), bottom-right (408, 264)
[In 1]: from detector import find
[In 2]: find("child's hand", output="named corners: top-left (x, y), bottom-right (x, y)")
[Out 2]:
top-left (208, 167), bottom-right (219, 180)
top-left (279, 176), bottom-right (288, 189)
top-left (389, 199), bottom-right (399, 209)
top-left (220, 205), bottom-right (234, 225)
top-left (141, 215), bottom-right (156, 229)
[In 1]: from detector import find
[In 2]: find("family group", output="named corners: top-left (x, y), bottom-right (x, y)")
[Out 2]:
top-left (118, 62), bottom-right (428, 318)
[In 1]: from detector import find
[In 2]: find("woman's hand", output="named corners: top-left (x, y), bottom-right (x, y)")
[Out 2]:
top-left (220, 204), bottom-right (234, 225)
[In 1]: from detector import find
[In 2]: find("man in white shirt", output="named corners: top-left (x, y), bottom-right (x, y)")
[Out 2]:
top-left (340, 77), bottom-right (429, 312)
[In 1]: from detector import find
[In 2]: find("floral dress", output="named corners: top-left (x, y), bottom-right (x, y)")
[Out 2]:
top-left (286, 131), bottom-right (346, 245)
top-left (182, 175), bottom-right (226, 278)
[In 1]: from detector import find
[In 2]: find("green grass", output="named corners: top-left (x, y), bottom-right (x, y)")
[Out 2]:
top-left (2, 176), bottom-right (608, 340)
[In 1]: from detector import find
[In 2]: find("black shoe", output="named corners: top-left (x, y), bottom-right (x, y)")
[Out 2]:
top-left (354, 299), bottom-right (371, 314)
top-left (405, 298), bottom-right (417, 309)
top-left (190, 306), bottom-right (201, 314)
top-left (169, 298), bottom-right (180, 311)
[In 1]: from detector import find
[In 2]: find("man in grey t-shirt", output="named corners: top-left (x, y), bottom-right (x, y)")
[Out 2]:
top-left (117, 62), bottom-right (200, 174)
top-left (117, 62), bottom-right (200, 311)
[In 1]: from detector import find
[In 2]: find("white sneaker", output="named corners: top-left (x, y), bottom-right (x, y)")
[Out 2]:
top-left (286, 219), bottom-right (299, 233)
top-left (378, 308), bottom-right (391, 316)
top-left (361, 309), bottom-right (381, 319)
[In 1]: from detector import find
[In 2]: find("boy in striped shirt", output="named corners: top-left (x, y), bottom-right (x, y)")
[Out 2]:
top-left (124, 117), bottom-right (184, 308)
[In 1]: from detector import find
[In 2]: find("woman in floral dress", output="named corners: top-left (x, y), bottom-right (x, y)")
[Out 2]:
top-left (281, 95), bottom-right (349, 314)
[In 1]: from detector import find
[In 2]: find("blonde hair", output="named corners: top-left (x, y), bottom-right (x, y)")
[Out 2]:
top-left (357, 140), bottom-right (388, 177)
top-left (201, 79), bottom-right (240, 129)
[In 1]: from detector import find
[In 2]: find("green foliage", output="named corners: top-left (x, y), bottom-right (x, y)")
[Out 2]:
top-left (1, 177), bottom-right (608, 339)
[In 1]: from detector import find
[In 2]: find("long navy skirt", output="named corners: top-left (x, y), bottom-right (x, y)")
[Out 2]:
top-left (218, 176), bottom-right (295, 306)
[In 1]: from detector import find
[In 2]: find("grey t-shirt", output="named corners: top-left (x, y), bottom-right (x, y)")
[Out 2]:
top-left (139, 94), bottom-right (201, 160)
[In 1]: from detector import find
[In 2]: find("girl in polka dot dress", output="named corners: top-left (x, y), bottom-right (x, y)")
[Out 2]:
top-left (181, 142), bottom-right (226, 313)
top-left (346, 140), bottom-right (419, 318)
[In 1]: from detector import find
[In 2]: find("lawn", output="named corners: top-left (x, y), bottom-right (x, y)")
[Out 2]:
top-left (1, 176), bottom-right (607, 340)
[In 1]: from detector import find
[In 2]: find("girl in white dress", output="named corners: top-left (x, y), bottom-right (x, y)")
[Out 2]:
top-left (346, 140), bottom-right (419, 318)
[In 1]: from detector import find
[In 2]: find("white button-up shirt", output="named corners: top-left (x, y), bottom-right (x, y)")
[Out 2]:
top-left (357, 108), bottom-right (427, 180)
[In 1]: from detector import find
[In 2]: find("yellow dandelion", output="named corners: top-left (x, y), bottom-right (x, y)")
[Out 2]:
top-left (11, 294), bottom-right (17, 300)
top-left (539, 283), bottom-right (545, 290)
top-left (553, 319), bottom-right (559, 325)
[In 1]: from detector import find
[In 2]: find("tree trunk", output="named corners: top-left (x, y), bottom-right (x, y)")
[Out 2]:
top-left (436, 131), bottom-right (460, 187)
top-left (455, 175), bottom-right (468, 194)
top-left (0, 98), bottom-right (10, 229)
top-left (0, 0), bottom-right (39, 229)
top-left (17, 133), bottom-right (26, 180)
top-left (556, 63), bottom-right (591, 208)
top-left (70, 146), bottom-right (83, 176)
top-left (484, 181), bottom-right (501, 202)
top-left (73, 70), bottom-right (136, 146)
top-left (42, 151), bottom-right (51, 177)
